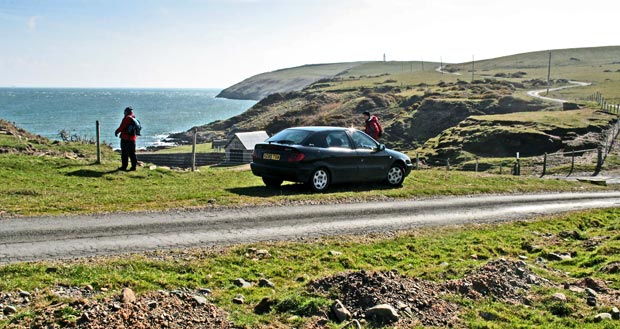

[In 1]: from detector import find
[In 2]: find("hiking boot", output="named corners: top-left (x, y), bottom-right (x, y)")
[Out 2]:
top-left (128, 167), bottom-right (137, 171)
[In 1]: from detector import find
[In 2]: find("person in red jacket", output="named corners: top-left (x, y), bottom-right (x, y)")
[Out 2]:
top-left (115, 107), bottom-right (138, 171)
top-left (363, 111), bottom-right (382, 140)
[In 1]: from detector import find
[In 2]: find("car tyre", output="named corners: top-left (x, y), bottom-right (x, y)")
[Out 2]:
top-left (386, 163), bottom-right (405, 187)
top-left (308, 167), bottom-right (330, 192)
top-left (262, 177), bottom-right (283, 187)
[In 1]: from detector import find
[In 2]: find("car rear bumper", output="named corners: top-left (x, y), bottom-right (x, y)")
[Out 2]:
top-left (251, 162), bottom-right (312, 183)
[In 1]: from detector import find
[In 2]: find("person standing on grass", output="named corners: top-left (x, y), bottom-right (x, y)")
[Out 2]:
top-left (363, 111), bottom-right (382, 140)
top-left (115, 106), bottom-right (138, 171)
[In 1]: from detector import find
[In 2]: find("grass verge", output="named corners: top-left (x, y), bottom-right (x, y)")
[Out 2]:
top-left (1, 208), bottom-right (619, 327)
top-left (0, 150), bottom-right (614, 217)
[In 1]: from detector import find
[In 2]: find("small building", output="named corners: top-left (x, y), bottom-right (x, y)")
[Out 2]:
top-left (225, 131), bottom-right (269, 163)
top-left (212, 139), bottom-right (228, 151)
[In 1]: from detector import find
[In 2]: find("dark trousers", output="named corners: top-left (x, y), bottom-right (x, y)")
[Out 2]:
top-left (120, 139), bottom-right (137, 169)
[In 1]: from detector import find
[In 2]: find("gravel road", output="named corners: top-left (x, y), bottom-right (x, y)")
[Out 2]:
top-left (526, 80), bottom-right (592, 103)
top-left (1, 192), bottom-right (619, 264)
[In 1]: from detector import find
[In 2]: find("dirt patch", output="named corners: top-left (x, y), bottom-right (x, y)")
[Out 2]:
top-left (309, 269), bottom-right (459, 327)
top-left (442, 258), bottom-right (546, 304)
top-left (308, 259), bottom-right (549, 327)
top-left (2, 289), bottom-right (232, 329)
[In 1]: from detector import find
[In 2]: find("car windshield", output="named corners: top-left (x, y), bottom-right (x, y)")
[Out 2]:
top-left (267, 129), bottom-right (312, 145)
top-left (351, 131), bottom-right (378, 150)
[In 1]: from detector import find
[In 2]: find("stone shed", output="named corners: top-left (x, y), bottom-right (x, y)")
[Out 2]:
top-left (225, 131), bottom-right (269, 163)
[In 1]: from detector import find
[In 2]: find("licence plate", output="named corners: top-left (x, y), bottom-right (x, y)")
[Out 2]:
top-left (263, 153), bottom-right (281, 160)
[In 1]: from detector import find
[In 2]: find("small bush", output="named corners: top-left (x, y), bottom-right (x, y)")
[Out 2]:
top-left (274, 294), bottom-right (329, 317)
top-left (546, 301), bottom-right (573, 317)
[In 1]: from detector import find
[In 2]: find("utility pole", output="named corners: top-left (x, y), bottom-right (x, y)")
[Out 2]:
top-left (440, 56), bottom-right (443, 74)
top-left (421, 57), bottom-right (424, 71)
top-left (546, 51), bottom-right (552, 95)
top-left (471, 55), bottom-right (475, 82)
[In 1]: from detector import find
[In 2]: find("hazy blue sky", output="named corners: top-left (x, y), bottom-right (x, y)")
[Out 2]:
top-left (1, 0), bottom-right (617, 88)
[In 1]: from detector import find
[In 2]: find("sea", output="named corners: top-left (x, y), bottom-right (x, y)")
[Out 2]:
top-left (0, 88), bottom-right (257, 149)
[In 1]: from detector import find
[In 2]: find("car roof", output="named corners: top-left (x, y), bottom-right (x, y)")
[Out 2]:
top-left (285, 126), bottom-right (357, 132)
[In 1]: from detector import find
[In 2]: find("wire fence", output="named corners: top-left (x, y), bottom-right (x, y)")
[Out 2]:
top-left (413, 150), bottom-right (604, 177)
top-left (413, 122), bottom-right (619, 177)
top-left (587, 92), bottom-right (620, 115)
top-left (412, 93), bottom-right (620, 176)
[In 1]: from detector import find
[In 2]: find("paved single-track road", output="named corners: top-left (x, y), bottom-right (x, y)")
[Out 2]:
top-left (1, 192), bottom-right (619, 264)
top-left (526, 80), bottom-right (592, 103)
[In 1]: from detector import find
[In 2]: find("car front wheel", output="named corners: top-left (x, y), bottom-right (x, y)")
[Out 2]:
top-left (308, 168), bottom-right (330, 192)
top-left (262, 177), bottom-right (283, 187)
top-left (386, 164), bottom-right (405, 187)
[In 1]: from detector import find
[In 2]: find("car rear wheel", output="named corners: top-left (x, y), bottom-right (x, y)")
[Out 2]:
top-left (262, 177), bottom-right (283, 187)
top-left (308, 168), bottom-right (330, 192)
top-left (386, 164), bottom-right (405, 187)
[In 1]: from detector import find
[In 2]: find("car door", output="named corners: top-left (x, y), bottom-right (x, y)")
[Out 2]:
top-left (350, 130), bottom-right (390, 180)
top-left (323, 131), bottom-right (359, 182)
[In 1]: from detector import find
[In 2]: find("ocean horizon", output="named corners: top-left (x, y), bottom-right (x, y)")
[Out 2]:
top-left (0, 87), bottom-right (257, 149)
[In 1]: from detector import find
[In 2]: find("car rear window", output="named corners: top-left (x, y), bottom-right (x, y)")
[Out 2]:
top-left (266, 129), bottom-right (312, 145)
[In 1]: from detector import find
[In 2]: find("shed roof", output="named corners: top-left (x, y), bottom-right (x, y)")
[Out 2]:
top-left (226, 131), bottom-right (269, 150)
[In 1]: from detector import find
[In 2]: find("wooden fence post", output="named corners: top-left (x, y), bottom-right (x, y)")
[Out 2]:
top-left (475, 157), bottom-right (479, 172)
top-left (541, 152), bottom-right (547, 177)
top-left (95, 120), bottom-right (101, 164)
top-left (191, 128), bottom-right (197, 172)
top-left (568, 150), bottom-right (575, 177)
top-left (515, 152), bottom-right (521, 176)
top-left (595, 147), bottom-right (603, 176)
top-left (499, 162), bottom-right (503, 175)
top-left (415, 153), bottom-right (419, 170)
top-left (446, 158), bottom-right (450, 171)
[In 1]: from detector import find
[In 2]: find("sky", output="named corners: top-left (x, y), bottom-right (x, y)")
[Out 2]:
top-left (0, 0), bottom-right (618, 88)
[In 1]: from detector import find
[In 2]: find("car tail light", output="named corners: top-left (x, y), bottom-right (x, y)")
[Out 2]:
top-left (288, 152), bottom-right (305, 162)
top-left (252, 149), bottom-right (259, 161)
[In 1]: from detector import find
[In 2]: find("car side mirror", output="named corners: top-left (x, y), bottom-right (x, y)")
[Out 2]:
top-left (376, 144), bottom-right (386, 152)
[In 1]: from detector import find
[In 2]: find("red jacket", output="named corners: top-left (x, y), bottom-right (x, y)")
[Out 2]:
top-left (115, 114), bottom-right (137, 142)
top-left (365, 115), bottom-right (382, 140)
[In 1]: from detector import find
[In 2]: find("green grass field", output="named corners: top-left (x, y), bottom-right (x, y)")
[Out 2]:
top-left (146, 142), bottom-right (216, 154)
top-left (470, 108), bottom-right (614, 130)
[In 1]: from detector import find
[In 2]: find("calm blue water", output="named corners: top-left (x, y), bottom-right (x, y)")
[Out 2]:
top-left (0, 88), bottom-right (256, 149)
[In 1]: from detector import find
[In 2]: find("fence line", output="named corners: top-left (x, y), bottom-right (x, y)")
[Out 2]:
top-left (414, 94), bottom-right (620, 176)
top-left (601, 120), bottom-right (620, 161)
top-left (587, 92), bottom-right (620, 115)
top-left (417, 146), bottom-right (607, 177)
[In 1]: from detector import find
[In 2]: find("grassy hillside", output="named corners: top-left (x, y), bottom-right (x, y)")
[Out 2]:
top-left (184, 46), bottom-right (620, 165)
top-left (446, 46), bottom-right (620, 103)
top-left (446, 46), bottom-right (620, 72)
top-left (216, 61), bottom-right (442, 100)
top-left (216, 62), bottom-right (366, 100)
top-left (418, 109), bottom-right (617, 163)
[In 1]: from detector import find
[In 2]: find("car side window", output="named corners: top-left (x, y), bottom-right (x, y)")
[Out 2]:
top-left (326, 131), bottom-right (351, 149)
top-left (304, 132), bottom-right (328, 148)
top-left (351, 131), bottom-right (378, 150)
